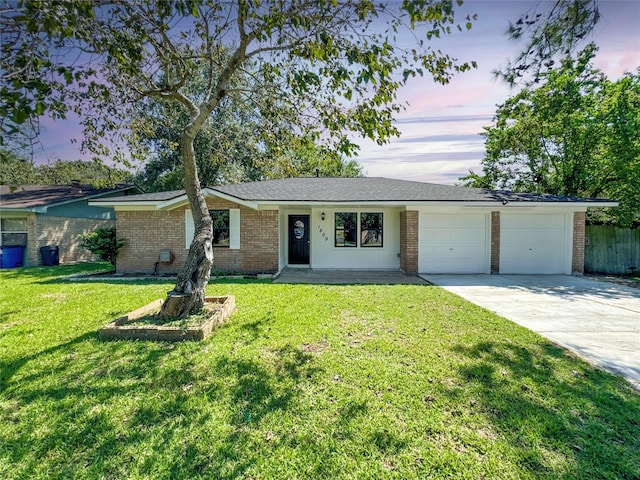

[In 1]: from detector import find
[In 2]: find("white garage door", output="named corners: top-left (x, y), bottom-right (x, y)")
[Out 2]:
top-left (500, 214), bottom-right (567, 274)
top-left (419, 213), bottom-right (488, 273)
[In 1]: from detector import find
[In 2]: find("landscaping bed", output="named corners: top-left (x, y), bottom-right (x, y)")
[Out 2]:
top-left (98, 296), bottom-right (236, 341)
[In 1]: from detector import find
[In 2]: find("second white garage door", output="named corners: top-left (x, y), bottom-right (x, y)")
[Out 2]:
top-left (500, 214), bottom-right (568, 274)
top-left (419, 213), bottom-right (488, 274)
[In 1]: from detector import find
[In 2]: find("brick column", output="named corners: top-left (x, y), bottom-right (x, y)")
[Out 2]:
top-left (572, 212), bottom-right (586, 274)
top-left (490, 211), bottom-right (500, 274)
top-left (400, 210), bottom-right (419, 274)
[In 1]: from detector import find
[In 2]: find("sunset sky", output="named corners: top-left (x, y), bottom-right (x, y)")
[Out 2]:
top-left (33, 0), bottom-right (640, 185)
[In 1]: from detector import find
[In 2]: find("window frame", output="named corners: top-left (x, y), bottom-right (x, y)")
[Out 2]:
top-left (334, 212), bottom-right (358, 248)
top-left (0, 218), bottom-right (28, 247)
top-left (185, 209), bottom-right (240, 250)
top-left (360, 212), bottom-right (383, 248)
top-left (210, 209), bottom-right (231, 248)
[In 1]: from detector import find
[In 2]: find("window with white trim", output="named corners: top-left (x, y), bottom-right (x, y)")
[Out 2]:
top-left (185, 209), bottom-right (240, 249)
top-left (210, 210), bottom-right (230, 247)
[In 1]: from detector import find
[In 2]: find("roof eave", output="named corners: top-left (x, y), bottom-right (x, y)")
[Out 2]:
top-left (90, 188), bottom-right (260, 211)
top-left (251, 200), bottom-right (620, 208)
top-left (35, 186), bottom-right (136, 210)
top-left (0, 207), bottom-right (35, 214)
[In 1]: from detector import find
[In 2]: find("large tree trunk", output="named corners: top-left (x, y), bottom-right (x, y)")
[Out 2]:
top-left (160, 132), bottom-right (213, 320)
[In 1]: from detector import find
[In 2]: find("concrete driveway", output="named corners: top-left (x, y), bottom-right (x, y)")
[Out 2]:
top-left (420, 274), bottom-right (640, 390)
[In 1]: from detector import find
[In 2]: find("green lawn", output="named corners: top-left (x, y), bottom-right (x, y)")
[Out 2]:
top-left (1, 263), bottom-right (638, 479)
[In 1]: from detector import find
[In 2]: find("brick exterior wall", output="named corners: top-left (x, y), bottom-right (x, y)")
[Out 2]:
top-left (490, 211), bottom-right (500, 274)
top-left (116, 198), bottom-right (279, 275)
top-left (572, 211), bottom-right (586, 274)
top-left (399, 210), bottom-right (419, 274)
top-left (28, 215), bottom-right (112, 266)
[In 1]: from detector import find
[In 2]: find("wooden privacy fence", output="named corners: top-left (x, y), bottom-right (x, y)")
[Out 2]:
top-left (584, 225), bottom-right (639, 274)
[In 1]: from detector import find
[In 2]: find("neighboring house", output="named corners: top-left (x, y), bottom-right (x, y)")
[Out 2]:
top-left (90, 177), bottom-right (617, 276)
top-left (0, 183), bottom-right (139, 267)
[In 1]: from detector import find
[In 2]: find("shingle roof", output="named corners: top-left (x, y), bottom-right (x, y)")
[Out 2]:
top-left (214, 177), bottom-right (613, 203)
top-left (89, 177), bottom-right (616, 205)
top-left (0, 184), bottom-right (134, 209)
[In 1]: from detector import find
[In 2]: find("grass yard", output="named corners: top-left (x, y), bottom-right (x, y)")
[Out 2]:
top-left (1, 263), bottom-right (638, 479)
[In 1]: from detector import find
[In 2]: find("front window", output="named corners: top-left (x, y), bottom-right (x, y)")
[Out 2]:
top-left (335, 212), bottom-right (357, 247)
top-left (1, 218), bottom-right (27, 246)
top-left (210, 210), bottom-right (230, 247)
top-left (360, 213), bottom-right (383, 247)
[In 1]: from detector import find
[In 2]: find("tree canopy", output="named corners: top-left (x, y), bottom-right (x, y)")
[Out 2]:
top-left (462, 46), bottom-right (640, 227)
top-left (129, 80), bottom-right (362, 193)
top-left (495, 0), bottom-right (600, 86)
top-left (2, 0), bottom-right (480, 317)
top-left (0, 149), bottom-right (131, 187)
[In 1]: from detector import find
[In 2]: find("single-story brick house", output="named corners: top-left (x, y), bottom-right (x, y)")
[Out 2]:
top-left (90, 177), bottom-right (617, 276)
top-left (0, 183), bottom-right (138, 267)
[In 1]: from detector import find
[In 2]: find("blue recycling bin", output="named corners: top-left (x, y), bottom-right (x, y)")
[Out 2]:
top-left (40, 245), bottom-right (60, 266)
top-left (0, 246), bottom-right (25, 268)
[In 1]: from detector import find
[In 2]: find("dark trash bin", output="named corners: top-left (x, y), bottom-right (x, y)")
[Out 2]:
top-left (0, 246), bottom-right (25, 268)
top-left (40, 245), bottom-right (60, 266)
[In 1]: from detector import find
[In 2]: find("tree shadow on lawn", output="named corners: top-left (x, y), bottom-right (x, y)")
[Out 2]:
top-left (33, 276), bottom-right (271, 288)
top-left (0, 263), bottom-right (110, 281)
top-left (2, 321), bottom-right (378, 479)
top-left (1, 334), bottom-right (180, 473)
top-left (450, 339), bottom-right (640, 479)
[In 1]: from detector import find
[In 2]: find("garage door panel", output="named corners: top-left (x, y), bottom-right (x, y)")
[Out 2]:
top-left (503, 215), bottom-right (565, 228)
top-left (504, 228), bottom-right (563, 244)
top-left (419, 213), bottom-right (488, 274)
top-left (500, 214), bottom-right (567, 274)
top-left (426, 230), bottom-right (483, 244)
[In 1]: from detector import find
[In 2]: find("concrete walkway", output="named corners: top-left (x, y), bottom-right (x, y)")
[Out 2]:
top-left (274, 268), bottom-right (426, 284)
top-left (421, 274), bottom-right (640, 390)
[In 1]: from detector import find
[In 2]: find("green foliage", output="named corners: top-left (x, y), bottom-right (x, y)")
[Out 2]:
top-left (0, 1), bottom-right (98, 146)
top-left (129, 89), bottom-right (362, 192)
top-left (2, 1), bottom-right (477, 158)
top-left (79, 227), bottom-right (125, 268)
top-left (0, 150), bottom-right (38, 184)
top-left (462, 47), bottom-right (640, 227)
top-left (496, 0), bottom-right (600, 85)
top-left (1, 263), bottom-right (639, 479)
top-left (0, 150), bottom-right (132, 187)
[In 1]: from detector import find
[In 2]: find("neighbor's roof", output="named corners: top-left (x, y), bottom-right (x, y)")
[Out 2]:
top-left (0, 184), bottom-right (135, 211)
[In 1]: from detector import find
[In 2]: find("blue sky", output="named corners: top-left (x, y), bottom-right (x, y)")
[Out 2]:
top-left (355, 0), bottom-right (640, 184)
top-left (33, 1), bottom-right (640, 184)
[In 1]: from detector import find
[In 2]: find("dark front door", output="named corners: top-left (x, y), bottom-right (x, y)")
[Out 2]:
top-left (288, 215), bottom-right (310, 264)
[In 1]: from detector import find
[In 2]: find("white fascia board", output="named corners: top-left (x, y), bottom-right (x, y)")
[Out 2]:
top-left (412, 201), bottom-right (618, 209)
top-left (157, 197), bottom-right (189, 210)
top-left (112, 205), bottom-right (161, 211)
top-left (89, 200), bottom-right (159, 209)
top-left (157, 189), bottom-right (259, 210)
top-left (90, 189), bottom-right (259, 211)
top-left (93, 197), bottom-right (618, 211)
top-left (495, 202), bottom-right (618, 209)
top-left (205, 190), bottom-right (259, 210)
top-left (253, 200), bottom-right (619, 209)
